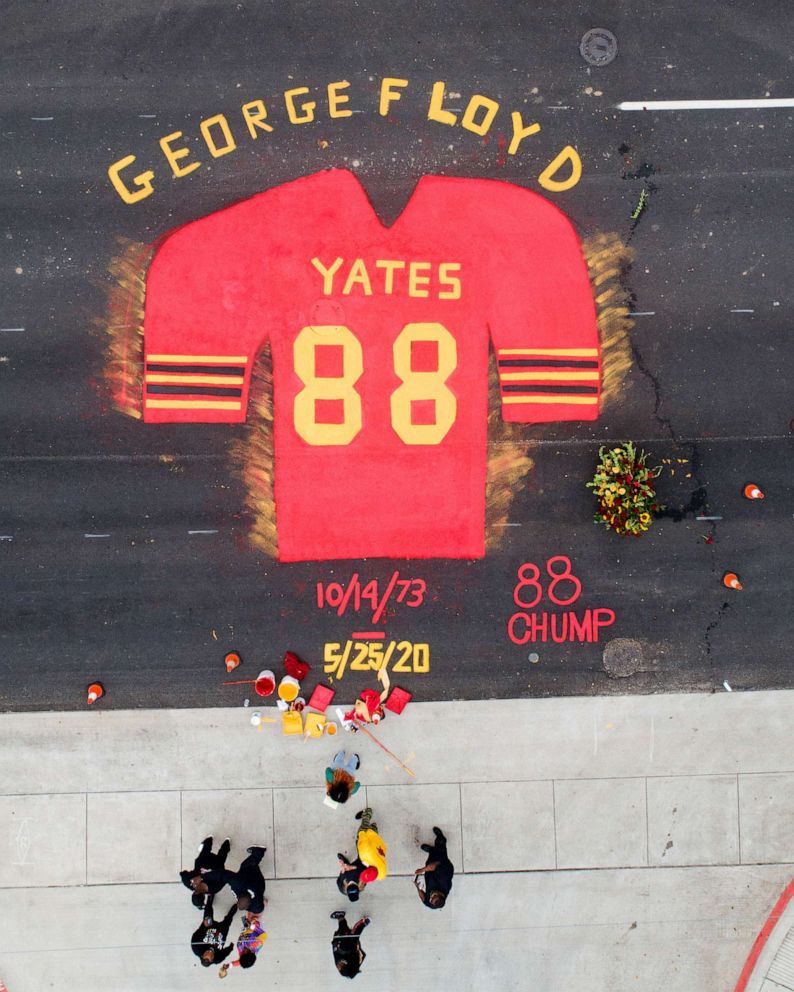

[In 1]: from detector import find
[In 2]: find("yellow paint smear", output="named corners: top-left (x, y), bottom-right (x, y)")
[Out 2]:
top-left (581, 231), bottom-right (635, 409)
top-left (230, 345), bottom-right (278, 558)
top-left (98, 238), bottom-right (155, 420)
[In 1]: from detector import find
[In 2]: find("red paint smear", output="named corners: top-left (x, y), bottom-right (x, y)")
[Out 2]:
top-left (497, 132), bottom-right (507, 168)
top-left (352, 631), bottom-right (386, 640)
top-left (733, 878), bottom-right (794, 992)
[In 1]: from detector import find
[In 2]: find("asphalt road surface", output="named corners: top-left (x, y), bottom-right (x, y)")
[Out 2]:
top-left (1, 1), bottom-right (792, 710)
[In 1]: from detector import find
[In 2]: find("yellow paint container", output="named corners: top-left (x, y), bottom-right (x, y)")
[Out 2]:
top-left (278, 675), bottom-right (300, 702)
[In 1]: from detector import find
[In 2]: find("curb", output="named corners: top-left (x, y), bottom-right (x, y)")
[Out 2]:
top-left (733, 877), bottom-right (794, 992)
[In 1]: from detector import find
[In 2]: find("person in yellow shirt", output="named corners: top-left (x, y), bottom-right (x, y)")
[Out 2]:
top-left (354, 807), bottom-right (388, 882)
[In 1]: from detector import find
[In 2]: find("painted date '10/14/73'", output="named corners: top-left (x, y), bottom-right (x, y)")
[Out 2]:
top-left (316, 571), bottom-right (426, 623)
top-left (324, 640), bottom-right (430, 679)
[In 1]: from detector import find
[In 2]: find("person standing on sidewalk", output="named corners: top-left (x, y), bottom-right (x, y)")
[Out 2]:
top-left (336, 852), bottom-right (367, 903)
top-left (330, 910), bottom-right (371, 979)
top-left (217, 913), bottom-right (268, 975)
top-left (190, 896), bottom-right (237, 966)
top-left (354, 806), bottom-right (387, 883)
top-left (220, 846), bottom-right (268, 913)
top-left (325, 750), bottom-right (361, 808)
top-left (179, 836), bottom-right (230, 910)
top-left (414, 826), bottom-right (454, 910)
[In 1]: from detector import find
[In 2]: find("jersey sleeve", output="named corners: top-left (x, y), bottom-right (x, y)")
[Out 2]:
top-left (485, 185), bottom-right (600, 424)
top-left (142, 202), bottom-right (267, 424)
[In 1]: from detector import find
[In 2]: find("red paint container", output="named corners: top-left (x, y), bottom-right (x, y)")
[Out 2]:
top-left (254, 670), bottom-right (276, 697)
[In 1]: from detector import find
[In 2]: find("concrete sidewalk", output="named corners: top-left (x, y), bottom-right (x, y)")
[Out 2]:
top-left (0, 691), bottom-right (792, 990)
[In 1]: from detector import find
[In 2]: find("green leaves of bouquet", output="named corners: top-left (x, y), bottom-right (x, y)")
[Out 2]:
top-left (587, 441), bottom-right (664, 536)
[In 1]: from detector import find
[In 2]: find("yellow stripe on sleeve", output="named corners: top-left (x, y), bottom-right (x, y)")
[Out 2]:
top-left (145, 399), bottom-right (242, 410)
top-left (497, 348), bottom-right (599, 357)
top-left (500, 371), bottom-right (600, 381)
top-left (145, 354), bottom-right (248, 364)
top-left (145, 374), bottom-right (245, 385)
top-left (502, 395), bottom-right (599, 405)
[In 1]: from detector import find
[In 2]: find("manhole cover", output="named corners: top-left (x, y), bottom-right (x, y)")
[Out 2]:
top-left (603, 638), bottom-right (643, 678)
top-left (580, 28), bottom-right (618, 66)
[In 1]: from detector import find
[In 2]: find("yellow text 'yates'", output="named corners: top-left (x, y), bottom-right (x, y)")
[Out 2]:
top-left (311, 258), bottom-right (462, 299)
top-left (108, 78), bottom-right (582, 204)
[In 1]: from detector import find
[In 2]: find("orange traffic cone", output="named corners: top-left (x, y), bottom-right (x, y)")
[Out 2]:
top-left (723, 572), bottom-right (743, 590)
top-left (224, 652), bottom-right (241, 673)
top-left (86, 682), bottom-right (105, 705)
top-left (743, 483), bottom-right (764, 500)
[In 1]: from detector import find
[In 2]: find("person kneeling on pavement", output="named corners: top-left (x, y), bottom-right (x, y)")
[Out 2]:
top-left (325, 750), bottom-right (361, 808)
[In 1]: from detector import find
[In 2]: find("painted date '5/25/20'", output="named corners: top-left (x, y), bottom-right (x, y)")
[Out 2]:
top-left (324, 640), bottom-right (430, 679)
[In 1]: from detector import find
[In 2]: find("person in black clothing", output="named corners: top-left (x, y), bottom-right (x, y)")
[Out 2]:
top-left (330, 910), bottom-right (370, 979)
top-left (219, 846), bottom-right (267, 913)
top-left (179, 836), bottom-right (230, 910)
top-left (190, 895), bottom-right (237, 966)
top-left (414, 826), bottom-right (454, 910)
top-left (336, 853), bottom-right (368, 903)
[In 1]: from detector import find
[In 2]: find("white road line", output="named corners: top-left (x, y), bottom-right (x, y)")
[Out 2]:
top-left (0, 328), bottom-right (25, 333)
top-left (618, 98), bottom-right (794, 111)
top-left (493, 523), bottom-right (522, 527)
top-left (0, 535), bottom-right (13, 541)
top-left (730, 309), bottom-right (755, 313)
top-left (30, 116), bottom-right (54, 121)
top-left (696, 516), bottom-right (723, 521)
top-left (84, 533), bottom-right (110, 538)
top-left (188, 529), bottom-right (218, 535)
top-left (138, 114), bottom-right (157, 118)
top-left (632, 311), bottom-right (656, 316)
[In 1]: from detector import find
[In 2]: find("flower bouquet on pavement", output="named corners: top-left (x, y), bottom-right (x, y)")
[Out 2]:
top-left (587, 441), bottom-right (663, 536)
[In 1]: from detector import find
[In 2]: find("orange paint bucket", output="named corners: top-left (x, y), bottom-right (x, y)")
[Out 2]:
top-left (278, 675), bottom-right (300, 702)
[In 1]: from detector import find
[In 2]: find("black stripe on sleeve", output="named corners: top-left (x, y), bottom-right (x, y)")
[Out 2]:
top-left (498, 359), bottom-right (599, 369)
top-left (502, 384), bottom-right (599, 395)
top-left (146, 364), bottom-right (246, 375)
top-left (146, 385), bottom-right (243, 397)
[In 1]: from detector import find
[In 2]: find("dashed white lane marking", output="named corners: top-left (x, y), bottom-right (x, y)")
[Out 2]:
top-left (696, 516), bottom-right (723, 521)
top-left (618, 98), bottom-right (794, 110)
top-left (494, 523), bottom-right (521, 527)
top-left (138, 114), bottom-right (157, 118)
top-left (30, 116), bottom-right (54, 121)
top-left (632, 312), bottom-right (656, 316)
top-left (0, 535), bottom-right (13, 541)
top-left (0, 328), bottom-right (25, 333)
top-left (84, 533), bottom-right (110, 538)
top-left (730, 309), bottom-right (755, 313)
top-left (188, 529), bottom-right (218, 535)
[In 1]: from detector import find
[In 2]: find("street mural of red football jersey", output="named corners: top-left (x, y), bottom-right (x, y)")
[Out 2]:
top-left (143, 169), bottom-right (600, 561)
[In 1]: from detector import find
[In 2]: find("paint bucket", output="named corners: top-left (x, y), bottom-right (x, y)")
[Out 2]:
top-left (278, 675), bottom-right (300, 702)
top-left (254, 670), bottom-right (276, 697)
top-left (325, 721), bottom-right (338, 736)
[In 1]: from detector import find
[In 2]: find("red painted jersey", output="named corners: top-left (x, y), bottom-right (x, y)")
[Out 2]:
top-left (143, 170), bottom-right (600, 560)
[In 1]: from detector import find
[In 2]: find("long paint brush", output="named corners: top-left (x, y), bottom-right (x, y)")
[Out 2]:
top-left (355, 723), bottom-right (415, 777)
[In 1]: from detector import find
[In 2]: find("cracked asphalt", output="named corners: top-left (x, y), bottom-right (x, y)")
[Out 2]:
top-left (0, 1), bottom-right (792, 710)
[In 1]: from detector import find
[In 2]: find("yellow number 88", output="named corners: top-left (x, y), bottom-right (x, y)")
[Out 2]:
top-left (293, 321), bottom-right (457, 446)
